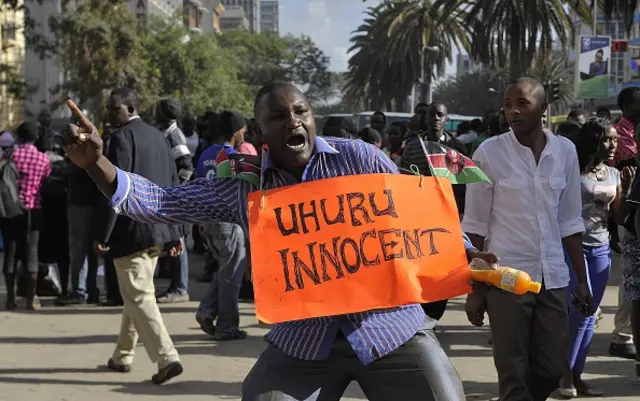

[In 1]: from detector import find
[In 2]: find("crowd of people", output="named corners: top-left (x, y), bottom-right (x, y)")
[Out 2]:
top-left (2, 78), bottom-right (640, 399)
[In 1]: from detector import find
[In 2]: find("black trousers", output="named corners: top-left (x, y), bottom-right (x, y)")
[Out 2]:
top-left (242, 327), bottom-right (465, 401)
top-left (1, 209), bottom-right (41, 275)
top-left (103, 254), bottom-right (122, 303)
top-left (421, 300), bottom-right (449, 320)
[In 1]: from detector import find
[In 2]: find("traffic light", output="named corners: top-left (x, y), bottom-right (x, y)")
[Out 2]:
top-left (550, 83), bottom-right (560, 102)
top-left (613, 40), bottom-right (629, 53)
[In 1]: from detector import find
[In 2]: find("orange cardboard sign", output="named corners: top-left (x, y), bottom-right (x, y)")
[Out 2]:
top-left (247, 174), bottom-right (472, 323)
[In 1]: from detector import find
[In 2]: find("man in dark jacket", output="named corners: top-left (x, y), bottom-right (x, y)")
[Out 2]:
top-left (154, 98), bottom-right (192, 304)
top-left (93, 87), bottom-right (183, 384)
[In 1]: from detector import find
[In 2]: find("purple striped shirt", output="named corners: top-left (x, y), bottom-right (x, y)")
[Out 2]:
top-left (109, 136), bottom-right (474, 365)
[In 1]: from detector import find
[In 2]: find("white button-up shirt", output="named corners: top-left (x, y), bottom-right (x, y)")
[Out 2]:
top-left (462, 130), bottom-right (585, 289)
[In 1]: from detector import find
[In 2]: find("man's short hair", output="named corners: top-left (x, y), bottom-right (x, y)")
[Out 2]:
top-left (110, 87), bottom-right (140, 110)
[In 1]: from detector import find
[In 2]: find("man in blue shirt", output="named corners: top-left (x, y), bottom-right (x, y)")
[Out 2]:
top-left (62, 81), bottom-right (497, 400)
top-left (194, 110), bottom-right (250, 341)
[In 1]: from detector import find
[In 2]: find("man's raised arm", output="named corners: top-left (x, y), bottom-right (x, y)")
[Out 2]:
top-left (62, 122), bottom-right (250, 229)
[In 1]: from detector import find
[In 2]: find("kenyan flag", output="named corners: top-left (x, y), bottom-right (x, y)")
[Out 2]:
top-left (214, 149), bottom-right (261, 188)
top-left (421, 141), bottom-right (491, 184)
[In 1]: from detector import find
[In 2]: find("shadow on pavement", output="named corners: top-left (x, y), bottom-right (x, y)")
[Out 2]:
top-left (177, 335), bottom-right (266, 359)
top-left (0, 374), bottom-right (244, 397)
top-left (0, 332), bottom-right (216, 345)
top-left (0, 367), bottom-right (367, 399)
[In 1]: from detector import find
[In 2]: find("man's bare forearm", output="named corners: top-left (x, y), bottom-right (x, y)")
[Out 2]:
top-left (85, 155), bottom-right (118, 197)
top-left (562, 233), bottom-right (588, 283)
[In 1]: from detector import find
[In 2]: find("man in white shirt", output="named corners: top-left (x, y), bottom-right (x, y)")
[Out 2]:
top-left (462, 77), bottom-right (593, 401)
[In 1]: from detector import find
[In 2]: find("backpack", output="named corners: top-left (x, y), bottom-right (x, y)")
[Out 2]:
top-left (0, 148), bottom-right (24, 218)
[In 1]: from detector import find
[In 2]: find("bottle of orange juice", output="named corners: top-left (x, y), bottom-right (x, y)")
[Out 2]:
top-left (470, 260), bottom-right (542, 295)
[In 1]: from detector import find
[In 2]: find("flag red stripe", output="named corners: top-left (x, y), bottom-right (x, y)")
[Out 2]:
top-left (427, 153), bottom-right (479, 170)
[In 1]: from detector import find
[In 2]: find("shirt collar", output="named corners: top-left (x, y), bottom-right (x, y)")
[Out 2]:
top-left (507, 128), bottom-right (557, 156)
top-left (263, 136), bottom-right (339, 170)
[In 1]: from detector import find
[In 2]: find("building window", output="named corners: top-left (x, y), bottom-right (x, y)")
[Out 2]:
top-left (463, 59), bottom-right (470, 71)
top-left (1, 23), bottom-right (16, 41)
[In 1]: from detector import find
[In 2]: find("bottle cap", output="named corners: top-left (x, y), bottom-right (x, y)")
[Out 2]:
top-left (529, 281), bottom-right (542, 294)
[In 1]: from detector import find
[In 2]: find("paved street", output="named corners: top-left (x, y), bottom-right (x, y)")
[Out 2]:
top-left (0, 253), bottom-right (638, 401)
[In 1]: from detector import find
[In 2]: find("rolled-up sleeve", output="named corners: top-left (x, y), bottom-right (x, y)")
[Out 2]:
top-left (558, 146), bottom-right (586, 237)
top-left (461, 147), bottom-right (494, 237)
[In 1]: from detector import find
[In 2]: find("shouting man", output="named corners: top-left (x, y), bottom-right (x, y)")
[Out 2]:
top-left (62, 81), bottom-right (497, 400)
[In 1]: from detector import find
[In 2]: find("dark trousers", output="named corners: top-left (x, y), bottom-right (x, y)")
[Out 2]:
top-left (1, 209), bottom-right (42, 275)
top-left (241, 327), bottom-right (465, 401)
top-left (486, 286), bottom-right (568, 401)
top-left (421, 300), bottom-right (448, 320)
top-left (103, 254), bottom-right (122, 303)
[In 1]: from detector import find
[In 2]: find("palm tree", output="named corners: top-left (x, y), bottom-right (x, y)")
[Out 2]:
top-left (345, 4), bottom-right (417, 111)
top-left (382, 0), bottom-right (470, 102)
top-left (432, 0), bottom-right (592, 79)
top-left (599, 0), bottom-right (640, 31)
top-left (346, 0), bottom-right (470, 110)
top-left (528, 54), bottom-right (574, 108)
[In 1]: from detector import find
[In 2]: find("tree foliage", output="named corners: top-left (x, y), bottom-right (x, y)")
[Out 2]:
top-left (346, 0), bottom-right (470, 111)
top-left (434, 55), bottom-right (574, 116)
top-left (17, 2), bottom-right (332, 120)
top-left (140, 19), bottom-right (251, 115)
top-left (432, 0), bottom-right (591, 79)
top-left (46, 1), bottom-right (153, 121)
top-left (217, 30), bottom-right (333, 100)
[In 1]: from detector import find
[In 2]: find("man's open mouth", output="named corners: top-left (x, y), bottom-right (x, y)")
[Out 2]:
top-left (286, 133), bottom-right (306, 150)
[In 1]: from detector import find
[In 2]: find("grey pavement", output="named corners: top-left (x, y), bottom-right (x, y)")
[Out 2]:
top-left (0, 252), bottom-right (638, 401)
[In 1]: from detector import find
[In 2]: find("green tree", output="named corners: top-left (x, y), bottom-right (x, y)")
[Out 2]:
top-left (141, 19), bottom-right (252, 115)
top-left (282, 34), bottom-right (332, 98)
top-left (218, 31), bottom-right (332, 100)
top-left (217, 30), bottom-right (288, 89)
top-left (306, 71), bottom-right (344, 107)
top-left (45, 1), bottom-right (157, 121)
top-left (528, 54), bottom-right (574, 108)
top-left (345, 4), bottom-right (415, 111)
top-left (432, 0), bottom-right (592, 79)
top-left (434, 55), bottom-right (573, 116)
top-left (433, 70), bottom-right (506, 115)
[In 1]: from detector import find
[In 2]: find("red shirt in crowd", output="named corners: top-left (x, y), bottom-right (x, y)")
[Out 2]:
top-left (614, 116), bottom-right (637, 163)
top-left (11, 143), bottom-right (51, 210)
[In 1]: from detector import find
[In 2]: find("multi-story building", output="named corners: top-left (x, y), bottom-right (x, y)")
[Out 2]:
top-left (207, 0), bottom-right (224, 34)
top-left (455, 54), bottom-right (482, 77)
top-left (260, 0), bottom-right (278, 34)
top-left (0, 1), bottom-right (25, 127)
top-left (183, 0), bottom-right (209, 33)
top-left (220, 5), bottom-right (249, 30)
top-left (187, 0), bottom-right (224, 34)
top-left (220, 0), bottom-right (259, 33)
top-left (128, 0), bottom-right (183, 24)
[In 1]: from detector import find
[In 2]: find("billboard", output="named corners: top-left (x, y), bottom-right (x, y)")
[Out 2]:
top-left (576, 35), bottom-right (611, 99)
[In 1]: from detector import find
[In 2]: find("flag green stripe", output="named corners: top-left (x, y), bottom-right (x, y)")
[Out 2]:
top-left (431, 166), bottom-right (491, 184)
